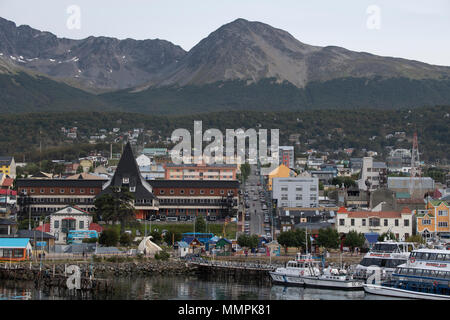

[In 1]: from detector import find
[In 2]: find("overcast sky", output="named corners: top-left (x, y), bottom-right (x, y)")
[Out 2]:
top-left (1, 0), bottom-right (449, 66)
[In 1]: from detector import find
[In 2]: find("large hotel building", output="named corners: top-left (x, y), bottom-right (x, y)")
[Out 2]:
top-left (16, 143), bottom-right (239, 221)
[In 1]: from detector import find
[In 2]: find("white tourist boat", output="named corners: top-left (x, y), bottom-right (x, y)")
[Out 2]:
top-left (354, 240), bottom-right (416, 280)
top-left (364, 248), bottom-right (450, 300)
top-left (302, 267), bottom-right (364, 290)
top-left (269, 253), bottom-right (321, 285)
top-left (270, 254), bottom-right (363, 290)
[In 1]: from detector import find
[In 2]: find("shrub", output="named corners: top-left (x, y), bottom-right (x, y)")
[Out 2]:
top-left (120, 233), bottom-right (133, 246)
top-left (99, 229), bottom-right (119, 246)
top-left (155, 250), bottom-right (170, 260)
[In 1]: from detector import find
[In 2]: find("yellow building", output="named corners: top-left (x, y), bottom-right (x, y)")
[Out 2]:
top-left (0, 156), bottom-right (16, 179)
top-left (416, 200), bottom-right (450, 239)
top-left (268, 164), bottom-right (296, 190)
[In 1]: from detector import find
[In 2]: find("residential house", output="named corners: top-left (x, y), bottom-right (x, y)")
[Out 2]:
top-left (416, 200), bottom-right (450, 239)
top-left (0, 156), bottom-right (16, 179)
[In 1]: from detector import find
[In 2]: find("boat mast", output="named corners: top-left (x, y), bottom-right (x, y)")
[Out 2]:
top-left (305, 227), bottom-right (308, 255)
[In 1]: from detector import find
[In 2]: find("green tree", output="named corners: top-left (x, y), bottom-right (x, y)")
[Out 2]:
top-left (99, 229), bottom-right (119, 247)
top-left (150, 230), bottom-right (163, 244)
top-left (293, 229), bottom-right (306, 251)
top-left (195, 216), bottom-right (207, 233)
top-left (344, 231), bottom-right (366, 251)
top-left (378, 232), bottom-right (397, 241)
top-left (237, 234), bottom-right (250, 249)
top-left (317, 227), bottom-right (340, 249)
top-left (406, 234), bottom-right (426, 245)
top-left (240, 163), bottom-right (251, 183)
top-left (277, 230), bottom-right (297, 254)
top-left (249, 234), bottom-right (259, 250)
top-left (94, 186), bottom-right (136, 235)
top-left (76, 165), bottom-right (84, 174)
top-left (119, 232), bottom-right (133, 246)
top-left (164, 231), bottom-right (182, 246)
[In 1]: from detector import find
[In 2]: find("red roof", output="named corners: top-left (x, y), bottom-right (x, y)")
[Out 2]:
top-left (432, 189), bottom-right (442, 199)
top-left (72, 205), bottom-right (92, 215)
top-left (88, 223), bottom-right (103, 233)
top-left (401, 207), bottom-right (412, 214)
top-left (2, 178), bottom-right (13, 187)
top-left (344, 210), bottom-right (410, 219)
top-left (337, 206), bottom-right (348, 213)
top-left (34, 223), bottom-right (50, 233)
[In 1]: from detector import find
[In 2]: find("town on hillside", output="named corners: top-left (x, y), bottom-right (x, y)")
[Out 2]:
top-left (0, 130), bottom-right (448, 264)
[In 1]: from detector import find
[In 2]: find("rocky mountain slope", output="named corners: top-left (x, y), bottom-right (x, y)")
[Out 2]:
top-left (0, 17), bottom-right (186, 90)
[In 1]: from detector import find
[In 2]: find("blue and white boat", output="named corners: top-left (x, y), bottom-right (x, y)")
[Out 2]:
top-left (364, 248), bottom-right (450, 300)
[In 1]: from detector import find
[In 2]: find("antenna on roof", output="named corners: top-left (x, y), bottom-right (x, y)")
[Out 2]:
top-left (409, 132), bottom-right (423, 200)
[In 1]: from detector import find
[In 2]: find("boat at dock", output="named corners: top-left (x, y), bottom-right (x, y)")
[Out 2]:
top-left (363, 248), bottom-right (450, 300)
top-left (354, 240), bottom-right (416, 280)
top-left (269, 253), bottom-right (363, 290)
top-left (301, 267), bottom-right (364, 290)
top-left (269, 253), bottom-right (321, 285)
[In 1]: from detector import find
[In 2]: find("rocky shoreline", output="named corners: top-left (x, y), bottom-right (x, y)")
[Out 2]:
top-left (1, 259), bottom-right (199, 278)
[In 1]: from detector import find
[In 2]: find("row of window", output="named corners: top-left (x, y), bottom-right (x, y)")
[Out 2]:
top-left (280, 187), bottom-right (317, 192)
top-left (22, 188), bottom-right (96, 194)
top-left (161, 209), bottom-right (218, 214)
top-left (54, 220), bottom-right (85, 230)
top-left (29, 207), bottom-right (95, 213)
top-left (159, 189), bottom-right (234, 195)
top-left (0, 249), bottom-right (24, 258)
top-left (410, 252), bottom-right (450, 261)
top-left (24, 198), bottom-right (95, 204)
top-left (395, 267), bottom-right (450, 279)
top-left (340, 218), bottom-right (409, 227)
top-left (420, 220), bottom-right (449, 227)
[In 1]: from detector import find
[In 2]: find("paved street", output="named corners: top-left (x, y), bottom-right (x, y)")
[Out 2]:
top-left (242, 164), bottom-right (272, 238)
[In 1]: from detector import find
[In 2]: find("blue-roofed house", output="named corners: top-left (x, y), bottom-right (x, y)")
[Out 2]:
top-left (0, 238), bottom-right (32, 261)
top-left (175, 241), bottom-right (189, 257)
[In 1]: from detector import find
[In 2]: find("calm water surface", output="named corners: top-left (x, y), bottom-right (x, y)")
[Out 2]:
top-left (0, 275), bottom-right (403, 300)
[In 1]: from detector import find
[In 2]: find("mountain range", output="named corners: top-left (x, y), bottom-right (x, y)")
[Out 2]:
top-left (1, 16), bottom-right (450, 114)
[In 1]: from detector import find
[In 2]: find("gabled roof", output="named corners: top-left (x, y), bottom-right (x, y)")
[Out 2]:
top-left (269, 164), bottom-right (294, 177)
top-left (66, 172), bottom-right (107, 180)
top-left (177, 241), bottom-right (189, 248)
top-left (2, 178), bottom-right (13, 187)
top-left (0, 218), bottom-right (16, 225)
top-left (99, 142), bottom-right (155, 200)
top-left (34, 223), bottom-right (50, 233)
top-left (17, 230), bottom-right (55, 239)
top-left (0, 238), bottom-right (30, 248)
top-left (429, 200), bottom-right (449, 207)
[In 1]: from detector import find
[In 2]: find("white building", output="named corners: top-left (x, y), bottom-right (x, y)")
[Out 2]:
top-left (49, 206), bottom-right (95, 244)
top-left (336, 207), bottom-right (413, 240)
top-left (272, 177), bottom-right (319, 208)
top-left (357, 157), bottom-right (387, 191)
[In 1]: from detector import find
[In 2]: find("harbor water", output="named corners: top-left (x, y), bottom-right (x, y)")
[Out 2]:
top-left (0, 275), bottom-right (403, 300)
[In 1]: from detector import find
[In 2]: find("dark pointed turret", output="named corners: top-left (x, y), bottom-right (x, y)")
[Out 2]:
top-left (99, 142), bottom-right (155, 200)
